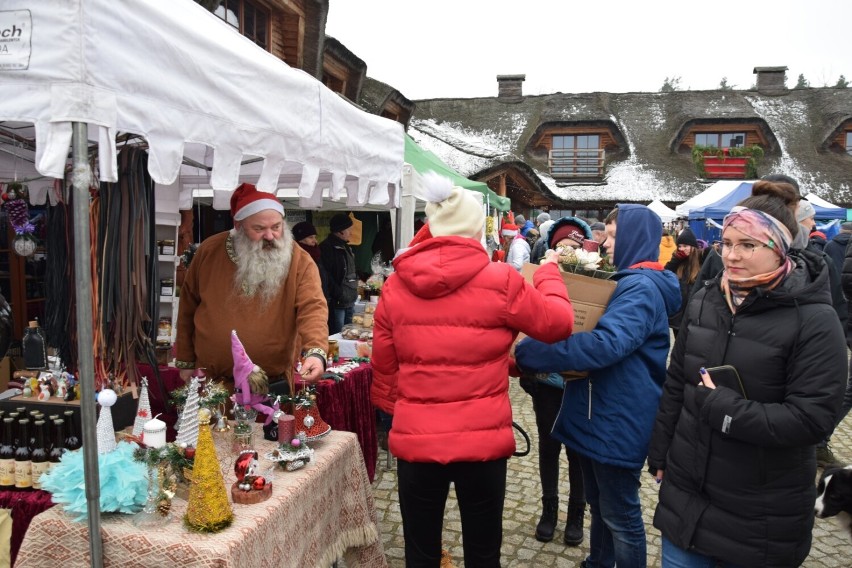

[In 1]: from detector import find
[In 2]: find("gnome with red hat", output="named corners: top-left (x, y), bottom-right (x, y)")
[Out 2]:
top-left (175, 183), bottom-right (329, 391)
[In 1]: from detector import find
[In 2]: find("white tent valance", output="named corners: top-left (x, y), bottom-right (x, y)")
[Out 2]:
top-left (0, 0), bottom-right (405, 207)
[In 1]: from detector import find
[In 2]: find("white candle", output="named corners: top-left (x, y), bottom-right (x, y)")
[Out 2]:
top-left (143, 415), bottom-right (167, 449)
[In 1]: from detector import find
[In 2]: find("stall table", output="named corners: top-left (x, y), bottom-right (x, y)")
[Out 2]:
top-left (15, 430), bottom-right (386, 567)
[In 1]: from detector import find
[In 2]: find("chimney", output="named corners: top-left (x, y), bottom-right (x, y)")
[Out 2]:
top-left (497, 74), bottom-right (525, 100)
top-left (753, 66), bottom-right (788, 94)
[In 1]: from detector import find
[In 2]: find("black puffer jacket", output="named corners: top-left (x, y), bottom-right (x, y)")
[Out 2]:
top-left (648, 249), bottom-right (846, 567)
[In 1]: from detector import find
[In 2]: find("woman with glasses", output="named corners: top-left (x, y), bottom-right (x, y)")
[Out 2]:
top-left (648, 181), bottom-right (846, 567)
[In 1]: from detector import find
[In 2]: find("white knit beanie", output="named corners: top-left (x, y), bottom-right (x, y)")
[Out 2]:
top-left (419, 172), bottom-right (485, 238)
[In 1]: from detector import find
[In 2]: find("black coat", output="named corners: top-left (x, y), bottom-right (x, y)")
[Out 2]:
top-left (648, 249), bottom-right (847, 567)
top-left (824, 231), bottom-right (850, 276)
top-left (319, 233), bottom-right (358, 308)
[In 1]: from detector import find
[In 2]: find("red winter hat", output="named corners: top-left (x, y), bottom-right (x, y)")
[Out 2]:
top-left (549, 223), bottom-right (586, 248)
top-left (230, 183), bottom-right (285, 221)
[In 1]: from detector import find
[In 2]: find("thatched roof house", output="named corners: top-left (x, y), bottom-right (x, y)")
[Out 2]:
top-left (407, 69), bottom-right (852, 216)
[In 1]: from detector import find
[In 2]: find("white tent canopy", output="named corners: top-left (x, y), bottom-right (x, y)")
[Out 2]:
top-left (1, 0), bottom-right (405, 207)
top-left (646, 199), bottom-right (679, 222)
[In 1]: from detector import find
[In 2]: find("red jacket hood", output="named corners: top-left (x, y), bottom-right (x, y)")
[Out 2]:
top-left (393, 236), bottom-right (490, 299)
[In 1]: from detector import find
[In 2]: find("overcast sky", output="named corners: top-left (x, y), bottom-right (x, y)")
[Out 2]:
top-left (325, 0), bottom-right (852, 100)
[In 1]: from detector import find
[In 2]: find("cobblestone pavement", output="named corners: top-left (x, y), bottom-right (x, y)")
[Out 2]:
top-left (370, 379), bottom-right (852, 567)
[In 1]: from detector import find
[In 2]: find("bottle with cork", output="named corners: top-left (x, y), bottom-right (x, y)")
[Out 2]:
top-left (14, 418), bottom-right (32, 490)
top-left (22, 320), bottom-right (48, 371)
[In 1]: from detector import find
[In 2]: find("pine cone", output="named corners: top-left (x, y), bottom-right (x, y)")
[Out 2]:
top-left (157, 498), bottom-right (172, 516)
top-left (4, 199), bottom-right (29, 229)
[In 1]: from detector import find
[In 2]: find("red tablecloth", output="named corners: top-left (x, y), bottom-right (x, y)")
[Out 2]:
top-left (0, 489), bottom-right (54, 565)
top-left (297, 363), bottom-right (377, 482)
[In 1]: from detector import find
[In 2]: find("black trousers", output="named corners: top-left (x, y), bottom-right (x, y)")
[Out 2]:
top-left (397, 458), bottom-right (507, 568)
top-left (522, 379), bottom-right (585, 505)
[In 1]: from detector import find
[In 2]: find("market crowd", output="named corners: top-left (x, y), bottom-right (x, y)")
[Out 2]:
top-left (370, 171), bottom-right (851, 568)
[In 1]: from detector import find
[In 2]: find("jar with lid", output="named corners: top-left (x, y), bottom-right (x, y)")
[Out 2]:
top-left (160, 278), bottom-right (174, 297)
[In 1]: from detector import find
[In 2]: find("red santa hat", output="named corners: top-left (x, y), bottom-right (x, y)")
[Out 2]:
top-left (502, 223), bottom-right (519, 237)
top-left (230, 183), bottom-right (285, 221)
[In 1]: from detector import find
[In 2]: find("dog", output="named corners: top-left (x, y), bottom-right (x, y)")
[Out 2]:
top-left (815, 464), bottom-right (852, 537)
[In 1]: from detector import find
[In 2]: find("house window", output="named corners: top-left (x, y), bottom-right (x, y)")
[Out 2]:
top-left (550, 135), bottom-right (603, 177)
top-left (214, 0), bottom-right (269, 50)
top-left (846, 132), bottom-right (852, 155)
top-left (695, 132), bottom-right (746, 148)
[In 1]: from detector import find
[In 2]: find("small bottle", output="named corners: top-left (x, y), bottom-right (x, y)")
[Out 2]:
top-left (30, 420), bottom-right (48, 490)
top-left (0, 418), bottom-right (15, 490)
top-left (22, 320), bottom-right (47, 371)
top-left (28, 411), bottom-right (40, 448)
top-left (49, 419), bottom-right (66, 466)
top-left (14, 419), bottom-right (32, 490)
top-left (63, 410), bottom-right (81, 451)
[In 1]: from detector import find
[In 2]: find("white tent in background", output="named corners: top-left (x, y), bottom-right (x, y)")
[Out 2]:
top-left (646, 199), bottom-right (679, 222)
top-left (804, 192), bottom-right (844, 211)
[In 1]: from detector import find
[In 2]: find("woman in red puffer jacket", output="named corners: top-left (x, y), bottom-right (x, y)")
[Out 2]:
top-left (371, 172), bottom-right (574, 568)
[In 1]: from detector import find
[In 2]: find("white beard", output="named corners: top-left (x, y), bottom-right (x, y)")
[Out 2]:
top-left (232, 226), bottom-right (294, 304)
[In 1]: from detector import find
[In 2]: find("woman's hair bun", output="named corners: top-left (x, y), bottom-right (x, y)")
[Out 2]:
top-left (750, 180), bottom-right (799, 206)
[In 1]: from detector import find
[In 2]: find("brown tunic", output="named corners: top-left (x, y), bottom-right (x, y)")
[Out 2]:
top-left (176, 231), bottom-right (328, 380)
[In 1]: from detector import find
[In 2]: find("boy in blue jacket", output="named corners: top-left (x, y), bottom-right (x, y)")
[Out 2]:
top-left (516, 204), bottom-right (681, 568)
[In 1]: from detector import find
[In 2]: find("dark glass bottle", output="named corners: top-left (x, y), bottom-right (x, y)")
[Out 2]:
top-left (27, 411), bottom-right (40, 448)
top-left (63, 410), bottom-right (81, 451)
top-left (30, 420), bottom-right (47, 490)
top-left (14, 419), bottom-right (31, 490)
top-left (22, 320), bottom-right (47, 371)
top-left (0, 418), bottom-right (15, 490)
top-left (6, 413), bottom-right (19, 447)
top-left (49, 419), bottom-right (65, 465)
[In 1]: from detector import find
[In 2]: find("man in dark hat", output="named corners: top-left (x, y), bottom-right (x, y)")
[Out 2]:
top-left (175, 183), bottom-right (328, 386)
top-left (320, 213), bottom-right (358, 334)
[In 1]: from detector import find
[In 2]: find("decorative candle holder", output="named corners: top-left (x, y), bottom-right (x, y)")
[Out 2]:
top-left (232, 405), bottom-right (257, 454)
top-left (133, 450), bottom-right (171, 527)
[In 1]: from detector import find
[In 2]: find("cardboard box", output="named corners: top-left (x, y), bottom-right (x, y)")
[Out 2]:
top-left (513, 262), bottom-right (617, 379)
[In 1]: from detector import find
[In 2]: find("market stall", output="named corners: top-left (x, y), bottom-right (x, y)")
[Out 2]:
top-left (1, 1), bottom-right (404, 564)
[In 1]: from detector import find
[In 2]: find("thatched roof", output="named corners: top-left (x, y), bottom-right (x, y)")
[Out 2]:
top-left (409, 87), bottom-right (852, 207)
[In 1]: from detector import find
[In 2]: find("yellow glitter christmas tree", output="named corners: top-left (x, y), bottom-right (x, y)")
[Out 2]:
top-left (184, 421), bottom-right (233, 532)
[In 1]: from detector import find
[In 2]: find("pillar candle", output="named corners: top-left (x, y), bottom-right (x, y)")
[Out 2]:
top-left (143, 415), bottom-right (167, 449)
top-left (278, 414), bottom-right (295, 444)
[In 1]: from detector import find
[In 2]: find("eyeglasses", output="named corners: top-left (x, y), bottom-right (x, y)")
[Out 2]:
top-left (720, 241), bottom-right (770, 259)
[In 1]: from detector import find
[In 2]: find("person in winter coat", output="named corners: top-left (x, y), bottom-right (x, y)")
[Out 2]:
top-left (319, 213), bottom-right (358, 335)
top-left (530, 219), bottom-right (555, 264)
top-left (516, 204), bottom-right (681, 568)
top-left (505, 223), bottom-right (531, 271)
top-left (371, 172), bottom-right (575, 567)
top-left (648, 188), bottom-right (847, 567)
top-left (518, 215), bottom-right (593, 547)
top-left (824, 221), bottom-right (852, 275)
top-left (664, 227), bottom-right (704, 338)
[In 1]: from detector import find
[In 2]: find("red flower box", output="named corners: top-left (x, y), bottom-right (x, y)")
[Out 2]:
top-left (703, 155), bottom-right (748, 179)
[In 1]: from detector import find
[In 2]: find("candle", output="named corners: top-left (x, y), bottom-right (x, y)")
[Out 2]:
top-left (278, 414), bottom-right (295, 444)
top-left (143, 415), bottom-right (167, 449)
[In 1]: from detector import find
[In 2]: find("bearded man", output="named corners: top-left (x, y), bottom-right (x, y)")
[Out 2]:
top-left (175, 183), bottom-right (328, 385)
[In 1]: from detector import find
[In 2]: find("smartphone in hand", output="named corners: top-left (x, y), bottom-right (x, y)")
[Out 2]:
top-left (704, 365), bottom-right (747, 398)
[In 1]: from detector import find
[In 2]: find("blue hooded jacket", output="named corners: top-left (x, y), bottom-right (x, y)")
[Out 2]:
top-left (515, 204), bottom-right (681, 469)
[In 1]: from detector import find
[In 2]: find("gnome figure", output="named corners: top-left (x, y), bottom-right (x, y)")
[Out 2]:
top-left (230, 330), bottom-right (277, 423)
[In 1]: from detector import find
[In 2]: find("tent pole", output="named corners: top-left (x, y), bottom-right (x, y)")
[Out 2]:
top-left (71, 122), bottom-right (104, 568)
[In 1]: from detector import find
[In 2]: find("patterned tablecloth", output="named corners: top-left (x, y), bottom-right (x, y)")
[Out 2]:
top-left (15, 430), bottom-right (387, 568)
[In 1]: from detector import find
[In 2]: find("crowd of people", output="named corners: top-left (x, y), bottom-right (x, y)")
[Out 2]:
top-left (372, 172), bottom-right (850, 568)
top-left (175, 172), bottom-right (850, 567)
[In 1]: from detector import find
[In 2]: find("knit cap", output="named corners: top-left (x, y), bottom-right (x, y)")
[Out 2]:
top-left (419, 171), bottom-right (484, 238)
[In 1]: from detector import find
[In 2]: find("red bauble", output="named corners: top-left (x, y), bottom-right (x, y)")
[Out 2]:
top-left (252, 476), bottom-right (266, 490)
top-left (0, 193), bottom-right (7, 202)
top-left (184, 447), bottom-right (196, 459)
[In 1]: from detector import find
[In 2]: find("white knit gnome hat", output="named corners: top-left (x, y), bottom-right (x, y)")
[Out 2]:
top-left (420, 171), bottom-right (485, 238)
top-left (97, 389), bottom-right (118, 455)
top-left (132, 377), bottom-right (152, 436)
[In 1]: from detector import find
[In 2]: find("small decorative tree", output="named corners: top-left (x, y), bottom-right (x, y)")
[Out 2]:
top-left (795, 73), bottom-right (810, 89)
top-left (184, 425), bottom-right (233, 532)
top-left (176, 377), bottom-right (200, 448)
top-left (132, 377), bottom-right (152, 436)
